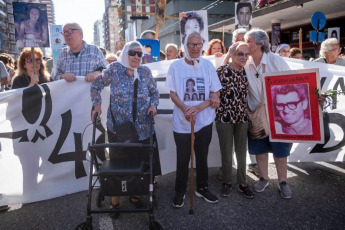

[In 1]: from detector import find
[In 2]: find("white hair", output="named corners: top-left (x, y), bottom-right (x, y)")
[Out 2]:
top-left (319, 38), bottom-right (339, 57)
top-left (245, 28), bottom-right (270, 53)
top-left (165, 43), bottom-right (178, 52)
top-left (232, 28), bottom-right (247, 42)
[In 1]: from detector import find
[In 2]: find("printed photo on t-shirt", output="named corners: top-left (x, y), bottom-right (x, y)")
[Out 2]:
top-left (184, 77), bottom-right (205, 101)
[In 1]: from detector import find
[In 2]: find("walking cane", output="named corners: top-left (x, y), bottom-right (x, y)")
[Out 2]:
top-left (189, 116), bottom-right (195, 215)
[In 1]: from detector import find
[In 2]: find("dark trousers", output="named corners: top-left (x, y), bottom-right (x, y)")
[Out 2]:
top-left (173, 123), bottom-right (213, 194)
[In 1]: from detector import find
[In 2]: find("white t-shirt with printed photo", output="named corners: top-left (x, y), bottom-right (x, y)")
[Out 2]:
top-left (165, 57), bottom-right (222, 133)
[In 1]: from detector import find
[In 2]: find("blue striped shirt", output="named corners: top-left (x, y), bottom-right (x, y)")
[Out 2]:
top-left (91, 62), bottom-right (159, 140)
top-left (54, 41), bottom-right (107, 80)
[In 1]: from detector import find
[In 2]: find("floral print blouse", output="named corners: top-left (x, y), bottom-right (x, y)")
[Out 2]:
top-left (91, 62), bottom-right (159, 140)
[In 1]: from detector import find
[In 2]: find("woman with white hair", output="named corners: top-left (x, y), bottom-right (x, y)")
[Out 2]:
top-left (165, 43), bottom-right (179, 60)
top-left (91, 41), bottom-right (161, 218)
top-left (275, 44), bottom-right (290, 57)
top-left (314, 38), bottom-right (345, 66)
top-left (244, 28), bottom-right (292, 199)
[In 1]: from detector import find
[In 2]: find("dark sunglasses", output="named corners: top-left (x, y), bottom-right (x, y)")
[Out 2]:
top-left (26, 58), bottom-right (42, 63)
top-left (128, 50), bottom-right (143, 58)
top-left (236, 52), bottom-right (250, 58)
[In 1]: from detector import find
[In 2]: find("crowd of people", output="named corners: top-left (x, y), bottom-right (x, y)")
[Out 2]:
top-left (1, 21), bottom-right (345, 214)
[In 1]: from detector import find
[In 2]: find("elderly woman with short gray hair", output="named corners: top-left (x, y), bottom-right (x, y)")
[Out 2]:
top-left (165, 43), bottom-right (179, 60)
top-left (314, 38), bottom-right (345, 66)
top-left (244, 28), bottom-right (292, 199)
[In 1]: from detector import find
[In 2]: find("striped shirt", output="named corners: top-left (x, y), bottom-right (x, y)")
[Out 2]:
top-left (54, 41), bottom-right (107, 80)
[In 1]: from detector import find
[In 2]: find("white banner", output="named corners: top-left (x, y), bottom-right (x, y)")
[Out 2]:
top-left (0, 57), bottom-right (344, 205)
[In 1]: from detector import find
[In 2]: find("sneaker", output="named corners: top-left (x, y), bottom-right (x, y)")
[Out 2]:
top-left (172, 193), bottom-right (185, 208)
top-left (221, 183), bottom-right (232, 197)
top-left (238, 184), bottom-right (254, 199)
top-left (247, 163), bottom-right (260, 177)
top-left (254, 177), bottom-right (269, 192)
top-left (195, 187), bottom-right (219, 203)
top-left (279, 181), bottom-right (292, 199)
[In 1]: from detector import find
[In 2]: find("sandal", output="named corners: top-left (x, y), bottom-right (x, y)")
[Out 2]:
top-left (109, 203), bottom-right (120, 219)
top-left (0, 205), bottom-right (10, 213)
top-left (129, 196), bottom-right (146, 209)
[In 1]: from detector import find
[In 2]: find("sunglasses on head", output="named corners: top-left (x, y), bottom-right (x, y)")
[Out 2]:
top-left (128, 50), bottom-right (143, 58)
top-left (26, 58), bottom-right (42, 63)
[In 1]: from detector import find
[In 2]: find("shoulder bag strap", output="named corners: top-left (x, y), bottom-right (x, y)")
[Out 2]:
top-left (132, 78), bottom-right (138, 123)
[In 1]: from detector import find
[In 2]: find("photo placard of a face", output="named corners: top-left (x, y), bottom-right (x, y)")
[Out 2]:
top-left (328, 27), bottom-right (340, 40)
top-left (137, 39), bottom-right (161, 64)
top-left (179, 10), bottom-right (209, 51)
top-left (13, 2), bottom-right (50, 49)
top-left (263, 68), bottom-right (324, 143)
top-left (235, 2), bottom-right (253, 30)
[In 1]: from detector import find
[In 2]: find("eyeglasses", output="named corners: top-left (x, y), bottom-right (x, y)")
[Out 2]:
top-left (187, 43), bottom-right (203, 49)
top-left (276, 99), bottom-right (304, 111)
top-left (26, 58), bottom-right (42, 63)
top-left (62, 28), bottom-right (79, 35)
top-left (128, 50), bottom-right (143, 58)
top-left (236, 52), bottom-right (250, 58)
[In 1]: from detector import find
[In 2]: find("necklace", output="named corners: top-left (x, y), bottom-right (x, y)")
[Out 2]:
top-left (255, 65), bottom-right (262, 78)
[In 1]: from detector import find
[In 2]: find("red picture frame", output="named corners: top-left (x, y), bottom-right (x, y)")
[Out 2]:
top-left (264, 68), bottom-right (324, 143)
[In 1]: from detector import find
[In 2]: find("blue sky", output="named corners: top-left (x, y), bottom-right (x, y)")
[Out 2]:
top-left (54, 0), bottom-right (105, 44)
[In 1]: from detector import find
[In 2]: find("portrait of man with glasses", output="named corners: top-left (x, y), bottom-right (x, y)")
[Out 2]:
top-left (272, 84), bottom-right (312, 135)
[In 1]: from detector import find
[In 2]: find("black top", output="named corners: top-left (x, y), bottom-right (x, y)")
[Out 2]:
top-left (12, 75), bottom-right (53, 89)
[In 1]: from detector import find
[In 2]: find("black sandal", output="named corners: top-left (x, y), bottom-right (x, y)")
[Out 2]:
top-left (129, 196), bottom-right (146, 209)
top-left (109, 203), bottom-right (120, 219)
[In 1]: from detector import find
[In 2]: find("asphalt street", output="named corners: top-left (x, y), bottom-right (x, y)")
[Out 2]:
top-left (1, 162), bottom-right (345, 230)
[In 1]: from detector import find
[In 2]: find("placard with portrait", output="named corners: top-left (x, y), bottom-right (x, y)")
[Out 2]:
top-left (13, 2), bottom-right (50, 49)
top-left (263, 68), bottom-right (324, 143)
top-left (179, 10), bottom-right (209, 51)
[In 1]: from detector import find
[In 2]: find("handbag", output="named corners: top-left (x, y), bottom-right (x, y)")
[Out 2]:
top-left (110, 79), bottom-right (139, 143)
top-left (247, 103), bottom-right (270, 139)
top-left (247, 66), bottom-right (270, 139)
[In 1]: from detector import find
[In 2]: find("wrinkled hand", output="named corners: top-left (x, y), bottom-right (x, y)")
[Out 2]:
top-left (91, 104), bottom-right (102, 123)
top-left (85, 71), bottom-right (101, 82)
top-left (147, 105), bottom-right (157, 116)
top-left (184, 106), bottom-right (199, 123)
top-left (209, 93), bottom-right (220, 108)
top-left (61, 73), bottom-right (77, 82)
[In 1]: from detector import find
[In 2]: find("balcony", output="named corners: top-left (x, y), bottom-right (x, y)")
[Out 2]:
top-left (0, 20), bottom-right (6, 29)
top-left (0, 0), bottom-right (5, 7)
top-left (0, 9), bottom-right (6, 18)
top-left (0, 31), bottom-right (8, 40)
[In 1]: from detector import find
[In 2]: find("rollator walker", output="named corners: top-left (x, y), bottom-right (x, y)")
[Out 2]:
top-left (76, 112), bottom-right (163, 230)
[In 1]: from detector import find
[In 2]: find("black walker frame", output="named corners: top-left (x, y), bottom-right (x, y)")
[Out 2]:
top-left (76, 113), bottom-right (163, 230)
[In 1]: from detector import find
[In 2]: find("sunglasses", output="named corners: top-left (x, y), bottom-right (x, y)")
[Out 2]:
top-left (236, 52), bottom-right (250, 58)
top-left (128, 50), bottom-right (143, 58)
top-left (26, 58), bottom-right (42, 63)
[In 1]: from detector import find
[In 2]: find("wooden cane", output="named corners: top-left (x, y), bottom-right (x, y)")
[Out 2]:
top-left (189, 116), bottom-right (195, 215)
